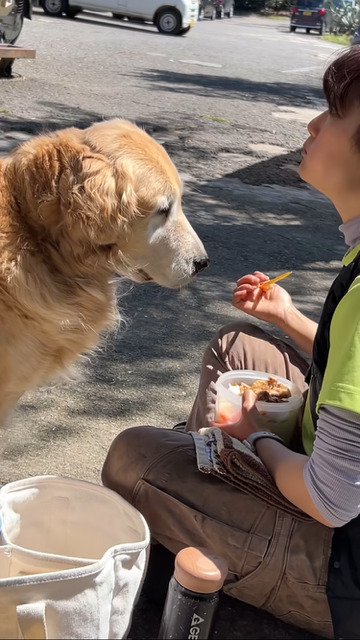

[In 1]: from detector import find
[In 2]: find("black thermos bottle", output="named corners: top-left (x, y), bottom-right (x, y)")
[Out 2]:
top-left (158, 547), bottom-right (228, 640)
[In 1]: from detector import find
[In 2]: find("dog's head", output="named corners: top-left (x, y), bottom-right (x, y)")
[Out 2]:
top-left (7, 119), bottom-right (208, 289)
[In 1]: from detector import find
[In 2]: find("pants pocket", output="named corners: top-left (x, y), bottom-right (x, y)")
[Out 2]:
top-left (266, 519), bottom-right (334, 637)
top-left (133, 480), bottom-right (276, 593)
top-left (224, 510), bottom-right (292, 609)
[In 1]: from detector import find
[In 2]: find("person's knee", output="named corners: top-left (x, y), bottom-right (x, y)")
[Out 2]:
top-left (102, 426), bottom-right (158, 504)
top-left (217, 320), bottom-right (266, 343)
top-left (205, 320), bottom-right (264, 364)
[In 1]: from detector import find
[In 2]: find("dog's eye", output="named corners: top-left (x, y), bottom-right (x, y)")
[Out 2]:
top-left (157, 203), bottom-right (172, 218)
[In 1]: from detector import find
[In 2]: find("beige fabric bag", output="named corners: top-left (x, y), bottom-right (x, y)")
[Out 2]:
top-left (0, 476), bottom-right (150, 639)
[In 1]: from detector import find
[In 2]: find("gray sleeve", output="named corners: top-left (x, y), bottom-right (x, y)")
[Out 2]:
top-left (303, 405), bottom-right (360, 527)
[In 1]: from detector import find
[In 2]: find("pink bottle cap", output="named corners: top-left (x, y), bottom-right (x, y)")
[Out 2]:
top-left (174, 547), bottom-right (228, 594)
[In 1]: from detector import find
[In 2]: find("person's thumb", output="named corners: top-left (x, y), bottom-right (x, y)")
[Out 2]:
top-left (242, 389), bottom-right (257, 413)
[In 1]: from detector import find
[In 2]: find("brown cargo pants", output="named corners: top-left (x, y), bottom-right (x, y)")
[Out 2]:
top-left (102, 321), bottom-right (334, 638)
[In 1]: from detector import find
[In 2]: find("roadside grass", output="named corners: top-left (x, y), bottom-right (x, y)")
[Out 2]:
top-left (322, 33), bottom-right (352, 45)
top-left (264, 13), bottom-right (289, 19)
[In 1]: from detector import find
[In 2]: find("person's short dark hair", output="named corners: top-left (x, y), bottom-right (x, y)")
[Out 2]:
top-left (323, 45), bottom-right (360, 118)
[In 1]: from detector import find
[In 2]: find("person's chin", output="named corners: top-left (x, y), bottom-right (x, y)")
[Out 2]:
top-left (297, 161), bottom-right (308, 183)
top-left (298, 164), bottom-right (327, 196)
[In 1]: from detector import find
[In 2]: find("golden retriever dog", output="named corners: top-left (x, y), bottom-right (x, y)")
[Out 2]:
top-left (0, 119), bottom-right (208, 425)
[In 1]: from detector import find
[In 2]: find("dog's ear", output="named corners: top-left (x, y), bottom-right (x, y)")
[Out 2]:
top-left (9, 129), bottom-right (137, 245)
top-left (58, 152), bottom-right (123, 245)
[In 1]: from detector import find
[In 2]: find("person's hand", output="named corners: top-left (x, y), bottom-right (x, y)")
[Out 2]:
top-left (212, 389), bottom-right (270, 440)
top-left (232, 271), bottom-right (293, 327)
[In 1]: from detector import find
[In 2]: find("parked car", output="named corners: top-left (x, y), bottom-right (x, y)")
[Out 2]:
top-left (198, 0), bottom-right (233, 19)
top-left (289, 0), bottom-right (327, 34)
top-left (39, 0), bottom-right (198, 35)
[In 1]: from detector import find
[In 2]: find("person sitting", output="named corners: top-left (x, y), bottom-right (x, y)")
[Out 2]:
top-left (102, 46), bottom-right (360, 640)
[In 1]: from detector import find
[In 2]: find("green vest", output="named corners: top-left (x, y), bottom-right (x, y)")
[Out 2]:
top-left (305, 249), bottom-right (360, 639)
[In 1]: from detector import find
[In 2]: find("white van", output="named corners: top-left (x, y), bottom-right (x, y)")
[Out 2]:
top-left (40, 0), bottom-right (199, 34)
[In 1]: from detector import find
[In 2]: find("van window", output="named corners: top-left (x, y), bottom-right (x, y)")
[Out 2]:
top-left (293, 0), bottom-right (323, 7)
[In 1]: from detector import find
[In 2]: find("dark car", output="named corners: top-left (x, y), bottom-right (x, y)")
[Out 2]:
top-left (290, 0), bottom-right (327, 34)
top-left (198, 0), bottom-right (234, 20)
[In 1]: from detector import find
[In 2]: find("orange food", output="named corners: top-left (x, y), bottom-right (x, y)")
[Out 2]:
top-left (229, 377), bottom-right (291, 403)
top-left (260, 271), bottom-right (292, 292)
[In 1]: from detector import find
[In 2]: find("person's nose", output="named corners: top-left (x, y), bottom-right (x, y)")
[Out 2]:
top-left (307, 110), bottom-right (328, 138)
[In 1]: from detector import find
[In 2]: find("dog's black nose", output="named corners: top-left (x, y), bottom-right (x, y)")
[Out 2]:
top-left (193, 257), bottom-right (209, 274)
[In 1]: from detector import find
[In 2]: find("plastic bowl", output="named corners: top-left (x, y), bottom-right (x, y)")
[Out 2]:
top-left (215, 370), bottom-right (304, 445)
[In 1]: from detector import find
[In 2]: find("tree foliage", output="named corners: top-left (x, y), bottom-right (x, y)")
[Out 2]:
top-left (234, 0), bottom-right (291, 13)
top-left (328, 0), bottom-right (360, 34)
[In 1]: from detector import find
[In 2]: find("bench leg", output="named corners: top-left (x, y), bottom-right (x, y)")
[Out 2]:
top-left (0, 58), bottom-right (15, 78)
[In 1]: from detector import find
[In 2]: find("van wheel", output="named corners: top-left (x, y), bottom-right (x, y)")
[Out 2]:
top-left (155, 8), bottom-right (181, 34)
top-left (41, 0), bottom-right (64, 16)
top-left (290, 25), bottom-right (296, 31)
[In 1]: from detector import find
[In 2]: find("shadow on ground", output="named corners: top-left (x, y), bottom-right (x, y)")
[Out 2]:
top-left (130, 68), bottom-right (324, 108)
top-left (222, 148), bottom-right (304, 187)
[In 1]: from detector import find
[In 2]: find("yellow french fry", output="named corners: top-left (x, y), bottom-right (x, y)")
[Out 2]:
top-left (260, 271), bottom-right (292, 292)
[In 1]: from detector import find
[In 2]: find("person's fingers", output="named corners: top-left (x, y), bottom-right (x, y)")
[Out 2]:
top-left (253, 271), bottom-right (269, 281)
top-left (235, 272), bottom-right (269, 287)
top-left (211, 420), bottom-right (237, 429)
top-left (235, 274), bottom-right (262, 287)
top-left (233, 285), bottom-right (259, 302)
top-left (242, 389), bottom-right (258, 413)
top-left (241, 389), bottom-right (265, 431)
top-left (233, 283), bottom-right (257, 294)
top-left (210, 420), bottom-right (240, 439)
top-left (232, 291), bottom-right (249, 302)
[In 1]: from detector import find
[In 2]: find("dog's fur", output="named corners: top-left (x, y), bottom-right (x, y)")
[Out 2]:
top-left (0, 119), bottom-right (207, 424)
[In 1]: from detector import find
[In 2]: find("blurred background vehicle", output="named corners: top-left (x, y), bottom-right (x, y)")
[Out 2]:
top-left (198, 0), bottom-right (217, 20)
top-left (0, 0), bottom-right (32, 76)
top-left (198, 0), bottom-right (233, 19)
top-left (215, 0), bottom-right (234, 18)
top-left (289, 0), bottom-right (327, 34)
top-left (37, 0), bottom-right (198, 35)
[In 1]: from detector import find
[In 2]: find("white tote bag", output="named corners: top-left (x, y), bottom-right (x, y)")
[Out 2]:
top-left (0, 476), bottom-right (150, 639)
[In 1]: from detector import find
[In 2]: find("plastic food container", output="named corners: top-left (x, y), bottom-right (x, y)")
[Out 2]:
top-left (215, 370), bottom-right (304, 445)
